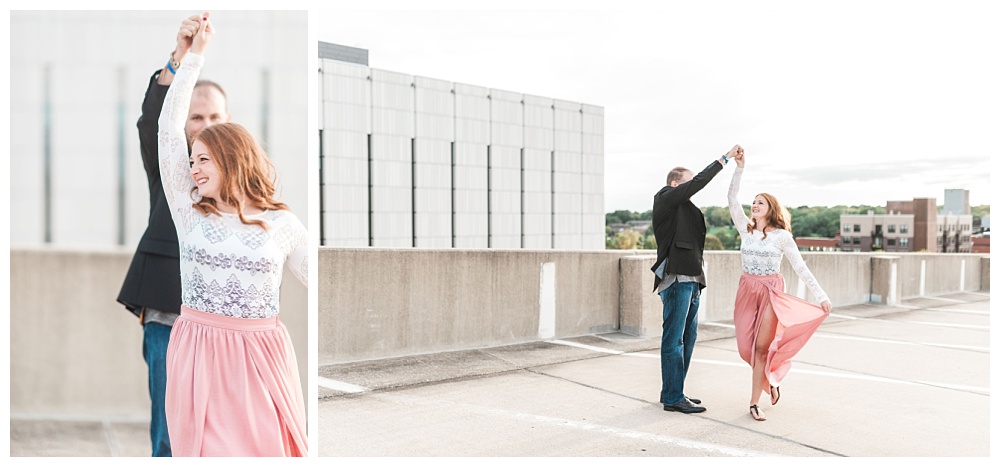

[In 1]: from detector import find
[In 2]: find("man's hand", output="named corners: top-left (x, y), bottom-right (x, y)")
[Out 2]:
top-left (191, 11), bottom-right (214, 56)
top-left (174, 14), bottom-right (201, 63)
top-left (725, 145), bottom-right (742, 160)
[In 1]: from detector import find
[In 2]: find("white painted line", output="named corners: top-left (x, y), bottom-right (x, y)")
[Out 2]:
top-left (922, 307), bottom-right (990, 315)
top-left (386, 393), bottom-right (770, 456)
top-left (550, 337), bottom-right (989, 392)
top-left (900, 321), bottom-right (989, 330)
top-left (685, 320), bottom-right (987, 349)
top-left (318, 376), bottom-right (368, 394)
top-left (917, 296), bottom-right (966, 303)
top-left (549, 339), bottom-right (624, 355)
top-left (812, 332), bottom-right (989, 352)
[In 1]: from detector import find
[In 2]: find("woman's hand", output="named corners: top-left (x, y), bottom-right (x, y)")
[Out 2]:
top-left (733, 147), bottom-right (745, 168)
top-left (821, 300), bottom-right (833, 314)
top-left (174, 14), bottom-right (201, 62)
top-left (190, 11), bottom-right (214, 56)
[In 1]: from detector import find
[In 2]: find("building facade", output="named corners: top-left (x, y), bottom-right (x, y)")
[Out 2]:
top-left (839, 212), bottom-right (915, 252)
top-left (319, 43), bottom-right (605, 249)
top-left (9, 11), bottom-right (310, 248)
top-left (844, 192), bottom-right (978, 253)
top-left (937, 213), bottom-right (974, 253)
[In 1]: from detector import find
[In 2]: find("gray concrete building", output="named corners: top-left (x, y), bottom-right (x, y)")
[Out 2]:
top-left (318, 42), bottom-right (605, 249)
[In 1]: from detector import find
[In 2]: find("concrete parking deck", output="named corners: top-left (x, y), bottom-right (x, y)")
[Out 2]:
top-left (317, 292), bottom-right (991, 457)
top-left (9, 291), bottom-right (991, 457)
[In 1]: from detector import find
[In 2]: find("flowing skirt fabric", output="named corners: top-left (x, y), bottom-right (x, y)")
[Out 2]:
top-left (165, 306), bottom-right (307, 457)
top-left (733, 273), bottom-right (828, 386)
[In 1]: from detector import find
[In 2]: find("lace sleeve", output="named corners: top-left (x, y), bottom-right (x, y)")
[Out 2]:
top-left (157, 53), bottom-right (206, 236)
top-left (778, 232), bottom-right (829, 303)
top-left (728, 167), bottom-right (750, 229)
top-left (281, 213), bottom-right (309, 287)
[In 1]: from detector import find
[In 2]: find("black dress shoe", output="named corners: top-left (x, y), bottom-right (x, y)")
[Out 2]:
top-left (663, 399), bottom-right (706, 414)
top-left (660, 395), bottom-right (701, 404)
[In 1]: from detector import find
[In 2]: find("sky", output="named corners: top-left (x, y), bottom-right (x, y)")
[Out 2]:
top-left (316, 1), bottom-right (996, 213)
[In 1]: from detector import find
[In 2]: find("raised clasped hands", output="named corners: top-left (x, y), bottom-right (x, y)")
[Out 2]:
top-left (190, 11), bottom-right (214, 56)
top-left (732, 145), bottom-right (745, 168)
top-left (175, 14), bottom-right (202, 59)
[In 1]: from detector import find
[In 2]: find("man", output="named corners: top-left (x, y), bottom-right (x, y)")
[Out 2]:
top-left (116, 12), bottom-right (229, 456)
top-left (651, 145), bottom-right (741, 414)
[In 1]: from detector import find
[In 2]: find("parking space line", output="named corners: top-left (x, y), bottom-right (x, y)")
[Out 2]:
top-left (318, 376), bottom-right (368, 394)
top-left (379, 392), bottom-right (773, 457)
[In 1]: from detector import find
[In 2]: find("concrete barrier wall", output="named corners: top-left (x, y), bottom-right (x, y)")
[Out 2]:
top-left (317, 248), bottom-right (646, 364)
top-left (9, 248), bottom-right (308, 419)
top-left (10, 247), bottom-right (989, 414)
top-left (320, 249), bottom-right (989, 361)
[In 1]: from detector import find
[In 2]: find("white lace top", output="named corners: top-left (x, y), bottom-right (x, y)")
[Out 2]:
top-left (728, 167), bottom-right (829, 303)
top-left (158, 53), bottom-right (308, 318)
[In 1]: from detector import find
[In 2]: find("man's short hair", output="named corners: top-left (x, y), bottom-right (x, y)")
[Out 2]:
top-left (194, 79), bottom-right (228, 109)
top-left (666, 167), bottom-right (691, 186)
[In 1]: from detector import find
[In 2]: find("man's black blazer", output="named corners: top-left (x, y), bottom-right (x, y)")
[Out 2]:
top-left (117, 70), bottom-right (182, 317)
top-left (650, 160), bottom-right (724, 291)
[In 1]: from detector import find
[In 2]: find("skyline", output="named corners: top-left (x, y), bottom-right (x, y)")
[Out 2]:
top-left (316, 2), bottom-right (995, 212)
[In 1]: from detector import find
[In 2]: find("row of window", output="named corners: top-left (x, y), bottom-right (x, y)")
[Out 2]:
top-left (840, 237), bottom-right (910, 247)
top-left (939, 224), bottom-right (972, 232)
top-left (843, 224), bottom-right (910, 234)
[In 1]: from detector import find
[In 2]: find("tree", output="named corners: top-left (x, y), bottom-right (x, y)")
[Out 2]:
top-left (711, 226), bottom-right (740, 250)
top-left (613, 230), bottom-right (642, 249)
top-left (704, 234), bottom-right (723, 251)
top-left (643, 234), bottom-right (657, 250)
top-left (703, 206), bottom-right (732, 229)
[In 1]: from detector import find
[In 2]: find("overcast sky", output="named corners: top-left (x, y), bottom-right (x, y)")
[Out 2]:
top-left (317, 1), bottom-right (995, 212)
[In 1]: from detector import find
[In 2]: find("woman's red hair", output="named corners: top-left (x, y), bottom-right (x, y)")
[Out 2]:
top-left (746, 192), bottom-right (791, 239)
top-left (190, 122), bottom-right (288, 229)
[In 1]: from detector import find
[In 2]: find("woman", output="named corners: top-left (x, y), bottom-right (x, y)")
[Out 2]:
top-left (159, 15), bottom-right (308, 455)
top-left (728, 151), bottom-right (832, 422)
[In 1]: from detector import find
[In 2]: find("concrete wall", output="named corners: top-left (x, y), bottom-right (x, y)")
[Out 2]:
top-left (319, 249), bottom-right (989, 363)
top-left (318, 248), bottom-right (649, 364)
top-left (9, 248), bottom-right (308, 419)
top-left (11, 247), bottom-right (989, 415)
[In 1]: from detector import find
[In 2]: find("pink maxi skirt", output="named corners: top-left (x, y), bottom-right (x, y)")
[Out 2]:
top-left (733, 273), bottom-right (828, 386)
top-left (165, 306), bottom-right (307, 457)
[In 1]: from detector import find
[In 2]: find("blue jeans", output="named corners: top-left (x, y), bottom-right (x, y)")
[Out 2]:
top-left (143, 322), bottom-right (172, 457)
top-left (659, 281), bottom-right (700, 405)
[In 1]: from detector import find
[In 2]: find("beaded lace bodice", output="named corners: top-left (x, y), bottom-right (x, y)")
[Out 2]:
top-left (728, 167), bottom-right (829, 303)
top-left (158, 53), bottom-right (308, 318)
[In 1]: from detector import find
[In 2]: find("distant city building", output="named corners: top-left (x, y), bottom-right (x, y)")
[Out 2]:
top-left (885, 198), bottom-right (937, 251)
top-left (795, 235), bottom-right (840, 252)
top-left (318, 41), bottom-right (605, 249)
top-left (839, 211), bottom-right (914, 252)
top-left (843, 191), bottom-right (979, 253)
top-left (976, 215), bottom-right (990, 233)
top-left (942, 188), bottom-right (970, 215)
top-left (971, 232), bottom-right (990, 254)
top-left (937, 212), bottom-right (974, 253)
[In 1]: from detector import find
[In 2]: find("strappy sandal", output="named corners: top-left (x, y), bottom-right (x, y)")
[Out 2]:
top-left (770, 385), bottom-right (781, 405)
top-left (750, 405), bottom-right (766, 421)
